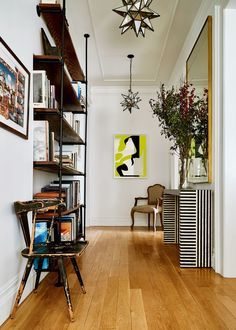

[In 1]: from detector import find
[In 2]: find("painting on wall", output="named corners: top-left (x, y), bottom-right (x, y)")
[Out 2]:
top-left (0, 37), bottom-right (30, 139)
top-left (114, 134), bottom-right (147, 178)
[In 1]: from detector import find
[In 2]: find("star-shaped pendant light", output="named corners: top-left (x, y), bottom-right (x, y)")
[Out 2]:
top-left (121, 54), bottom-right (141, 113)
top-left (113, 0), bottom-right (160, 37)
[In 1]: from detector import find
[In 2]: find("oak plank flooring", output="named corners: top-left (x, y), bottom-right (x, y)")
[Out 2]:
top-left (2, 227), bottom-right (236, 329)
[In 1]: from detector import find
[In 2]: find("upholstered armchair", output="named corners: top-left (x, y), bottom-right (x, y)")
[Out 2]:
top-left (131, 184), bottom-right (165, 231)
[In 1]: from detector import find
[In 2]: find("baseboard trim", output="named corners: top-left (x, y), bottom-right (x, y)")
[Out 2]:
top-left (0, 270), bottom-right (47, 326)
top-left (89, 216), bottom-right (162, 227)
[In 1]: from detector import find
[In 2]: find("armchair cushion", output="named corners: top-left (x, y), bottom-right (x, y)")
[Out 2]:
top-left (132, 205), bottom-right (162, 213)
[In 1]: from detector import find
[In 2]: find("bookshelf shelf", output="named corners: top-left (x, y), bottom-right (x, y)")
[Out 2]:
top-left (33, 55), bottom-right (83, 112)
top-left (34, 161), bottom-right (83, 175)
top-left (34, 108), bottom-right (84, 144)
top-left (36, 3), bottom-right (85, 82)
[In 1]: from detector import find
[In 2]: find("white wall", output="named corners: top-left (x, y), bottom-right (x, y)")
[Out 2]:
top-left (87, 87), bottom-right (171, 227)
top-left (222, 3), bottom-right (236, 277)
top-left (0, 0), bottom-right (47, 325)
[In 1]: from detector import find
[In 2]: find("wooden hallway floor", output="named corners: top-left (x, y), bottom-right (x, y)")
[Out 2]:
top-left (2, 227), bottom-right (236, 330)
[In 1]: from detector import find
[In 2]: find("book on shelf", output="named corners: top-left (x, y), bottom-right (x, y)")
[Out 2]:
top-left (49, 131), bottom-right (55, 161)
top-left (52, 180), bottom-right (80, 207)
top-left (33, 120), bottom-right (49, 161)
top-left (33, 221), bottom-right (49, 270)
top-left (80, 95), bottom-right (86, 108)
top-left (41, 183), bottom-right (72, 209)
top-left (34, 191), bottom-right (66, 208)
top-left (58, 217), bottom-right (74, 242)
top-left (50, 85), bottom-right (57, 108)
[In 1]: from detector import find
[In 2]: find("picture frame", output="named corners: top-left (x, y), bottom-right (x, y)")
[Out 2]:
top-left (114, 134), bottom-right (147, 178)
top-left (32, 70), bottom-right (48, 108)
top-left (0, 37), bottom-right (30, 139)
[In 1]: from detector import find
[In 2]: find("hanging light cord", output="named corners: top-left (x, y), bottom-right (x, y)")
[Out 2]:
top-left (129, 56), bottom-right (132, 92)
top-left (128, 54), bottom-right (134, 92)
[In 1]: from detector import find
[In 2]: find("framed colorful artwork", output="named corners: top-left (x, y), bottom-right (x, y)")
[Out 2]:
top-left (114, 134), bottom-right (147, 178)
top-left (0, 37), bottom-right (30, 139)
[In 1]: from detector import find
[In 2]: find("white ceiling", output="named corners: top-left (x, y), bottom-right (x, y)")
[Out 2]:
top-left (66, 0), bottom-right (203, 87)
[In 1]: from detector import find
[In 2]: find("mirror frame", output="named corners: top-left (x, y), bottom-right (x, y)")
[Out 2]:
top-left (186, 16), bottom-right (212, 183)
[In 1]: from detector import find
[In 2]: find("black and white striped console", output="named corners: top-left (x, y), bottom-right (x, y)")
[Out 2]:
top-left (179, 189), bottom-right (212, 268)
top-left (163, 189), bottom-right (212, 268)
top-left (163, 190), bottom-right (179, 244)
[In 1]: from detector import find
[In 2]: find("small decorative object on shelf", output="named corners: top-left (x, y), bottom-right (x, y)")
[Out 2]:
top-left (150, 82), bottom-right (208, 188)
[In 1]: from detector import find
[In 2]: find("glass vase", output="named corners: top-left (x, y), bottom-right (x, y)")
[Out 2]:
top-left (179, 158), bottom-right (188, 189)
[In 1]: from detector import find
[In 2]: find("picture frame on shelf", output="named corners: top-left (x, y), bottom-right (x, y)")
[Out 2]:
top-left (114, 134), bottom-right (147, 178)
top-left (0, 37), bottom-right (30, 139)
top-left (32, 70), bottom-right (48, 108)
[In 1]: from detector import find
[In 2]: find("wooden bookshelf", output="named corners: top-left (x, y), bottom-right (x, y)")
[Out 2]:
top-left (34, 161), bottom-right (83, 175)
top-left (34, 2), bottom-right (88, 242)
top-left (37, 3), bottom-right (85, 82)
top-left (34, 108), bottom-right (84, 144)
top-left (33, 55), bottom-right (84, 112)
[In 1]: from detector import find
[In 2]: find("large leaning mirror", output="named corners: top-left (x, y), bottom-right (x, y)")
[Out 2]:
top-left (186, 16), bottom-right (212, 183)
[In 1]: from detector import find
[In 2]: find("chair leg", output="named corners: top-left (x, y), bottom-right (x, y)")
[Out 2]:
top-left (160, 212), bottom-right (164, 231)
top-left (34, 258), bottom-right (43, 292)
top-left (11, 258), bottom-right (34, 318)
top-left (131, 209), bottom-right (135, 230)
top-left (71, 257), bottom-right (86, 294)
top-left (148, 214), bottom-right (150, 228)
top-left (55, 269), bottom-right (63, 287)
top-left (153, 212), bottom-right (157, 232)
top-left (57, 257), bottom-right (74, 322)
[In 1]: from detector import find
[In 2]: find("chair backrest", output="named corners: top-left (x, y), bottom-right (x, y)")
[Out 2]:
top-left (14, 199), bottom-right (63, 247)
top-left (147, 184), bottom-right (165, 205)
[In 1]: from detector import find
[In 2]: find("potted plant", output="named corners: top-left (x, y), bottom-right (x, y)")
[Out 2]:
top-left (149, 82), bottom-right (208, 188)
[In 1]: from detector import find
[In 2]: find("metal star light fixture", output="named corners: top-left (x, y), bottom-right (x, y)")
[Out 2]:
top-left (121, 54), bottom-right (141, 113)
top-left (113, 0), bottom-right (160, 37)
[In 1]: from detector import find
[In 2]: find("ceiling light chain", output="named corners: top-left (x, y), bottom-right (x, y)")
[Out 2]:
top-left (113, 0), bottom-right (160, 37)
top-left (129, 54), bottom-right (133, 91)
top-left (120, 54), bottom-right (141, 114)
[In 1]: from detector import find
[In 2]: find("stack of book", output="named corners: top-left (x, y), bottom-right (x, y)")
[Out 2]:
top-left (54, 150), bottom-right (78, 169)
top-left (34, 180), bottom-right (80, 210)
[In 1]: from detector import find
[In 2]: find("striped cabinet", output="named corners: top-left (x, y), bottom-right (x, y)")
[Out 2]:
top-left (179, 189), bottom-right (212, 268)
top-left (163, 191), bottom-right (179, 244)
top-left (163, 189), bottom-right (213, 268)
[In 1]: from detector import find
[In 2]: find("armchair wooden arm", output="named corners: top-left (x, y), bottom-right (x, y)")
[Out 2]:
top-left (156, 196), bottom-right (163, 208)
top-left (134, 196), bottom-right (148, 206)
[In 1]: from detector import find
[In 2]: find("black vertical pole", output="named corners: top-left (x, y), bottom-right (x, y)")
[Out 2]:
top-left (59, 0), bottom-right (66, 204)
top-left (83, 33), bottom-right (89, 240)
